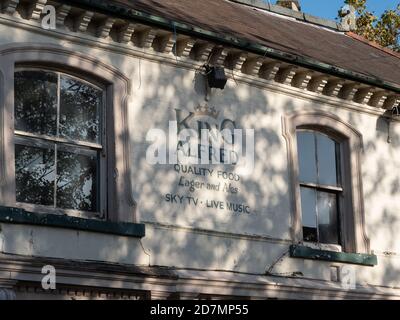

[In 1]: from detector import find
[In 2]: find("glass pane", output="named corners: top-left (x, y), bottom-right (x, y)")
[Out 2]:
top-left (56, 149), bottom-right (98, 212)
top-left (15, 71), bottom-right (57, 136)
top-left (15, 144), bottom-right (55, 206)
top-left (60, 75), bottom-right (102, 143)
top-left (300, 186), bottom-right (317, 242)
top-left (317, 191), bottom-right (339, 244)
top-left (297, 131), bottom-right (317, 184)
top-left (317, 133), bottom-right (339, 186)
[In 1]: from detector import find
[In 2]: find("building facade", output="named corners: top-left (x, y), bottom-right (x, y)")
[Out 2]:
top-left (0, 0), bottom-right (400, 299)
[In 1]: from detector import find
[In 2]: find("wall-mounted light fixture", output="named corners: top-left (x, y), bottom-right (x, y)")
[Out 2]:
top-left (382, 106), bottom-right (400, 143)
top-left (392, 105), bottom-right (400, 117)
top-left (204, 65), bottom-right (227, 90)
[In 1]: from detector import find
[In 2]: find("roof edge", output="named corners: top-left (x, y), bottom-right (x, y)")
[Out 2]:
top-left (346, 31), bottom-right (400, 59)
top-left (63, 0), bottom-right (400, 93)
top-left (228, 0), bottom-right (342, 31)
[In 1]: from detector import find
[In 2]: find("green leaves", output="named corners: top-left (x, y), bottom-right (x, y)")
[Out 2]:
top-left (345, 0), bottom-right (367, 15)
top-left (340, 0), bottom-right (400, 51)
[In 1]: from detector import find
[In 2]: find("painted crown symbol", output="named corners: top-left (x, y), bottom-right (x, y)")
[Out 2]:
top-left (194, 104), bottom-right (220, 119)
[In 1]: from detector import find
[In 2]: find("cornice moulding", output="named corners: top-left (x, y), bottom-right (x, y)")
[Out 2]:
top-left (0, 5), bottom-right (399, 119)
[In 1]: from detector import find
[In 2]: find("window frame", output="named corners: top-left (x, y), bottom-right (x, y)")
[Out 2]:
top-left (0, 44), bottom-right (137, 224)
top-left (283, 111), bottom-right (370, 254)
top-left (14, 67), bottom-right (107, 219)
top-left (296, 128), bottom-right (343, 247)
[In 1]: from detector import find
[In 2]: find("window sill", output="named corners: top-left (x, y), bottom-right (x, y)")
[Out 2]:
top-left (0, 206), bottom-right (145, 238)
top-left (301, 241), bottom-right (342, 252)
top-left (290, 245), bottom-right (377, 266)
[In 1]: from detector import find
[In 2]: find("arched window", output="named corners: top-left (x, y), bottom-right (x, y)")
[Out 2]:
top-left (283, 111), bottom-right (370, 254)
top-left (14, 69), bottom-right (105, 218)
top-left (0, 44), bottom-right (136, 224)
top-left (296, 129), bottom-right (342, 245)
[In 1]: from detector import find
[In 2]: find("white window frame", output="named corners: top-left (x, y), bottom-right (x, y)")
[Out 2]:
top-left (14, 67), bottom-right (107, 219)
top-left (0, 44), bottom-right (137, 223)
top-left (296, 128), bottom-right (343, 249)
top-left (283, 111), bottom-right (370, 254)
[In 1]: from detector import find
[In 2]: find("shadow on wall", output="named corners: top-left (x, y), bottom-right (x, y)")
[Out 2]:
top-left (3, 27), bottom-right (400, 297)
top-left (123, 50), bottom-right (400, 292)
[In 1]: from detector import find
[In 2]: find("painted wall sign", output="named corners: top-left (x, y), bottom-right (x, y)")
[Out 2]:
top-left (146, 104), bottom-right (254, 217)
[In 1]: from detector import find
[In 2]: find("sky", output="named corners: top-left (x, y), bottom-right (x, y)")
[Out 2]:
top-left (272, 0), bottom-right (399, 20)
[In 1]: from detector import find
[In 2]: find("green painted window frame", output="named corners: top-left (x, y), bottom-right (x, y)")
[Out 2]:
top-left (0, 206), bottom-right (145, 238)
top-left (290, 245), bottom-right (377, 266)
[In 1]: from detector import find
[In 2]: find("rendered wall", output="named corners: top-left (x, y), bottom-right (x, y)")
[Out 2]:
top-left (0, 22), bottom-right (400, 291)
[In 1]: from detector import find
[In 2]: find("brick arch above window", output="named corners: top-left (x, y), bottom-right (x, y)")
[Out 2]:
top-left (0, 43), bottom-right (136, 223)
top-left (282, 111), bottom-right (370, 254)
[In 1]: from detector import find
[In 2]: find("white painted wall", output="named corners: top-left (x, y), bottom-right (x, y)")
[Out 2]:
top-left (1, 21), bottom-right (400, 291)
